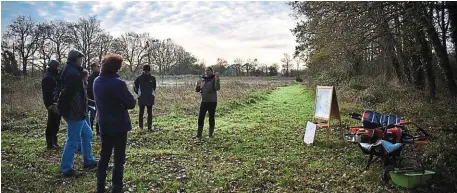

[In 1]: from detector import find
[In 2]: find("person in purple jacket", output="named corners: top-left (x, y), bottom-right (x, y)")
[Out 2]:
top-left (93, 54), bottom-right (136, 193)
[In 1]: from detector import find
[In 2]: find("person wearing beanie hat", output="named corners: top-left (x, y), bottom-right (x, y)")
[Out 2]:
top-left (42, 59), bottom-right (62, 149)
top-left (53, 49), bottom-right (97, 177)
top-left (133, 64), bottom-right (157, 131)
top-left (47, 59), bottom-right (60, 69)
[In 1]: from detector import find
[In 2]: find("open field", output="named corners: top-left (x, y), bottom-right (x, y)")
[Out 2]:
top-left (1, 76), bottom-right (456, 192)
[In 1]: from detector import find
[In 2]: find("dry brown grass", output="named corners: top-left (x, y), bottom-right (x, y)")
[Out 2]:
top-left (1, 76), bottom-right (46, 122)
top-left (152, 77), bottom-right (294, 116)
top-left (1, 75), bottom-right (295, 124)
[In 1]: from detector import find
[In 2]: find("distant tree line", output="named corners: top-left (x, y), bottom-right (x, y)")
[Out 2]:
top-left (1, 15), bottom-right (303, 78)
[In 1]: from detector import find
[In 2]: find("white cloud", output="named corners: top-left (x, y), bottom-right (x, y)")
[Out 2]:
top-left (37, 9), bottom-right (49, 17)
top-left (14, 1), bottom-right (298, 65)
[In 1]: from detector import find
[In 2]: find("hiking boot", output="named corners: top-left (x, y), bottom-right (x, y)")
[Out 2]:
top-left (62, 169), bottom-right (80, 177)
top-left (84, 161), bottom-right (98, 169)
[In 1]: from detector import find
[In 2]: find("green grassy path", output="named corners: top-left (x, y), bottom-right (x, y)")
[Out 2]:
top-left (1, 85), bottom-right (394, 193)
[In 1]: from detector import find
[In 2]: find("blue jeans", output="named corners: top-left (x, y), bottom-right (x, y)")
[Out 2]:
top-left (76, 116), bottom-right (91, 150)
top-left (61, 119), bottom-right (96, 173)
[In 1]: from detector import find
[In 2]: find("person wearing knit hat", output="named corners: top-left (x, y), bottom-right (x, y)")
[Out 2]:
top-left (42, 59), bottom-right (62, 149)
top-left (47, 59), bottom-right (60, 70)
top-left (53, 49), bottom-right (97, 177)
top-left (134, 64), bottom-right (157, 131)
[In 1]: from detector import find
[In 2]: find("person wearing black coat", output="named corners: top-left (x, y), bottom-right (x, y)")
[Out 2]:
top-left (51, 50), bottom-right (97, 177)
top-left (133, 65), bottom-right (156, 131)
top-left (41, 60), bottom-right (62, 149)
top-left (88, 63), bottom-right (100, 135)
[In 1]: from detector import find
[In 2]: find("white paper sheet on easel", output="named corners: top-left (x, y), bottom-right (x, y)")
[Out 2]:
top-left (304, 121), bottom-right (317, 145)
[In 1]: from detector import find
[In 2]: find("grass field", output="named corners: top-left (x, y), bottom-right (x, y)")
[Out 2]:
top-left (1, 76), bottom-right (455, 192)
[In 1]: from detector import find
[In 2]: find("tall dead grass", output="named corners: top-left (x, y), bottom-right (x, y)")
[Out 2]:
top-left (1, 75), bottom-right (295, 124)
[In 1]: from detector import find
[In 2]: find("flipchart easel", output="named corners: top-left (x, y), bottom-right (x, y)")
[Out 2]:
top-left (313, 86), bottom-right (342, 146)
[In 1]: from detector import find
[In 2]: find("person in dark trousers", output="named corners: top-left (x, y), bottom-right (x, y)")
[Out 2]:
top-left (94, 54), bottom-right (136, 193)
top-left (133, 65), bottom-right (156, 131)
top-left (195, 67), bottom-right (220, 138)
top-left (50, 50), bottom-right (97, 177)
top-left (42, 59), bottom-right (62, 149)
top-left (88, 63), bottom-right (100, 135)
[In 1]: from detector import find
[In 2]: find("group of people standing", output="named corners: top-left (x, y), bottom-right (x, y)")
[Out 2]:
top-left (40, 50), bottom-right (221, 192)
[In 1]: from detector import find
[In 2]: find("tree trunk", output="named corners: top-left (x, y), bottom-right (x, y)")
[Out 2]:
top-left (56, 44), bottom-right (62, 64)
top-left (22, 54), bottom-right (27, 76)
top-left (393, 15), bottom-right (409, 83)
top-left (447, 1), bottom-right (457, 79)
top-left (412, 53), bottom-right (425, 90)
top-left (417, 29), bottom-right (436, 98)
top-left (377, 9), bottom-right (404, 82)
top-left (380, 35), bottom-right (403, 82)
top-left (448, 2), bottom-right (457, 59)
top-left (419, 8), bottom-right (457, 96)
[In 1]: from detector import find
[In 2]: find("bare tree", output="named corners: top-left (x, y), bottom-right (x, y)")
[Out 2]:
top-left (294, 56), bottom-right (302, 77)
top-left (281, 53), bottom-right (293, 77)
top-left (233, 58), bottom-right (244, 76)
top-left (68, 16), bottom-right (103, 68)
top-left (211, 58), bottom-right (228, 73)
top-left (4, 16), bottom-right (42, 75)
top-left (94, 31), bottom-right (113, 65)
top-left (149, 38), bottom-right (179, 77)
top-left (259, 63), bottom-right (268, 75)
top-left (243, 58), bottom-right (257, 76)
top-left (46, 21), bottom-right (72, 64)
top-left (114, 32), bottom-right (149, 72)
top-left (37, 23), bottom-right (55, 73)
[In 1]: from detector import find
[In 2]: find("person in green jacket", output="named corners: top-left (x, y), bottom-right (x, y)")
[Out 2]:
top-left (195, 67), bottom-right (220, 138)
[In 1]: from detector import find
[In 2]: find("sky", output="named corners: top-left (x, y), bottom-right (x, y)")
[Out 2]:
top-left (1, 1), bottom-right (298, 66)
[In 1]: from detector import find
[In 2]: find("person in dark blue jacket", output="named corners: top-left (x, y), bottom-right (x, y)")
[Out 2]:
top-left (52, 50), bottom-right (97, 177)
top-left (41, 60), bottom-right (61, 149)
top-left (94, 54), bottom-right (136, 193)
